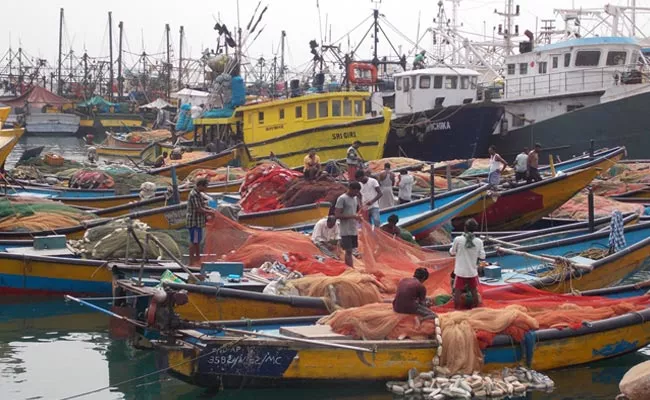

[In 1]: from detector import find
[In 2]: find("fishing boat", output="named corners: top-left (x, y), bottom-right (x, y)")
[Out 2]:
top-left (76, 96), bottom-right (144, 135)
top-left (454, 167), bottom-right (601, 231)
top-left (154, 285), bottom-right (650, 388)
top-left (0, 121), bottom-right (25, 166)
top-left (2, 86), bottom-right (80, 135)
top-left (193, 91), bottom-right (392, 169)
top-left (611, 187), bottom-right (650, 203)
top-left (146, 144), bottom-right (249, 180)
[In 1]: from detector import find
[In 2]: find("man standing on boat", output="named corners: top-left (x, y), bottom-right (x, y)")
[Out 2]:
top-left (186, 178), bottom-right (214, 266)
top-left (378, 163), bottom-right (396, 209)
top-left (487, 145), bottom-right (507, 188)
top-left (397, 170), bottom-right (415, 204)
top-left (393, 267), bottom-right (436, 320)
top-left (449, 219), bottom-right (485, 310)
top-left (335, 182), bottom-right (362, 267)
top-left (513, 147), bottom-right (529, 182)
top-left (346, 141), bottom-right (363, 181)
top-left (356, 170), bottom-right (383, 227)
top-left (527, 143), bottom-right (543, 183)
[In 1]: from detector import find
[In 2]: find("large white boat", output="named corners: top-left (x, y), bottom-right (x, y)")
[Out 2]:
top-left (25, 112), bottom-right (80, 135)
top-left (3, 86), bottom-right (80, 135)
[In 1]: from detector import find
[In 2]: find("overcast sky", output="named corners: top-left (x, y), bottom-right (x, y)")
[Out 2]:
top-left (2, 0), bottom-right (648, 76)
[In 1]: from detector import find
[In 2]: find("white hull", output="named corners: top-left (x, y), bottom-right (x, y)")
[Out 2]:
top-left (25, 113), bottom-right (80, 135)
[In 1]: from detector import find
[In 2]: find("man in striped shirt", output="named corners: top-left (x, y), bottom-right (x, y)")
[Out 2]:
top-left (186, 178), bottom-right (214, 266)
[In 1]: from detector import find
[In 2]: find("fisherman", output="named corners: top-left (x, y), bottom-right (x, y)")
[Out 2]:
top-left (397, 169), bottom-right (415, 204)
top-left (487, 145), bottom-right (508, 188)
top-left (334, 181), bottom-right (362, 268)
top-left (170, 147), bottom-right (183, 160)
top-left (393, 267), bottom-right (436, 320)
top-left (413, 50), bottom-right (427, 70)
top-left (378, 163), bottom-right (396, 209)
top-left (381, 214), bottom-right (417, 244)
top-left (346, 141), bottom-right (363, 181)
top-left (86, 147), bottom-right (98, 164)
top-left (356, 169), bottom-right (383, 227)
top-left (311, 215), bottom-right (340, 257)
top-left (186, 178), bottom-right (214, 266)
top-left (527, 143), bottom-right (543, 183)
top-left (303, 149), bottom-right (322, 180)
top-left (513, 147), bottom-right (529, 182)
top-left (153, 151), bottom-right (168, 168)
top-left (449, 218), bottom-right (486, 310)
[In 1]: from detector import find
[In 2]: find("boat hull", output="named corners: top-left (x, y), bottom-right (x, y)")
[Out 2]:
top-left (0, 127), bottom-right (24, 165)
top-left (490, 90), bottom-right (650, 159)
top-left (25, 113), bottom-right (80, 135)
top-left (384, 102), bottom-right (504, 162)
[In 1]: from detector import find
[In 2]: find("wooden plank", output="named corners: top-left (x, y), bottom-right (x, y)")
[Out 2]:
top-left (280, 325), bottom-right (353, 340)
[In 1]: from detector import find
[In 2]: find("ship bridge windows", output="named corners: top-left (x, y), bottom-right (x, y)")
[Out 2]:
top-left (295, 106), bottom-right (303, 119)
top-left (445, 76), bottom-right (458, 89)
top-left (564, 53), bottom-right (571, 67)
top-left (343, 99), bottom-right (352, 116)
top-left (538, 61), bottom-right (547, 74)
top-left (434, 76), bottom-right (443, 89)
top-left (507, 64), bottom-right (515, 75)
top-left (307, 103), bottom-right (317, 119)
top-left (395, 77), bottom-right (402, 90)
top-left (575, 50), bottom-right (601, 67)
top-left (461, 76), bottom-right (470, 89)
top-left (470, 76), bottom-right (478, 89)
top-left (419, 76), bottom-right (431, 89)
top-left (332, 100), bottom-right (342, 117)
top-left (279, 108), bottom-right (285, 120)
top-left (354, 100), bottom-right (363, 116)
top-left (318, 101), bottom-right (329, 118)
top-left (552, 56), bottom-right (559, 69)
top-left (606, 51), bottom-right (627, 66)
top-left (519, 63), bottom-right (528, 75)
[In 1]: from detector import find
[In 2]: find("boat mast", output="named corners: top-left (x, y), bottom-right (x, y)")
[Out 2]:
top-left (108, 11), bottom-right (114, 102)
top-left (118, 21), bottom-right (124, 99)
top-left (280, 30), bottom-right (286, 81)
top-left (57, 7), bottom-right (64, 95)
top-left (83, 51), bottom-right (88, 98)
top-left (165, 23), bottom-right (171, 100)
top-left (178, 26), bottom-right (184, 90)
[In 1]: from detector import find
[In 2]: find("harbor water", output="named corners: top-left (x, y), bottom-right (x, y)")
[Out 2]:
top-left (1, 135), bottom-right (650, 399)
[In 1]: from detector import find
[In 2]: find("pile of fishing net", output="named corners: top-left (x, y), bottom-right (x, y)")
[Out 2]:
top-left (367, 157), bottom-right (426, 173)
top-left (320, 283), bottom-right (650, 373)
top-left (164, 150), bottom-right (211, 165)
top-left (550, 191), bottom-right (644, 220)
top-left (459, 158), bottom-right (513, 178)
top-left (100, 166), bottom-right (171, 189)
top-left (13, 157), bottom-right (83, 178)
top-left (0, 197), bottom-right (97, 232)
top-left (185, 167), bottom-right (246, 184)
top-left (202, 211), bottom-right (455, 296)
top-left (279, 176), bottom-right (347, 208)
top-left (602, 162), bottom-right (650, 184)
top-left (239, 162), bottom-right (302, 212)
top-left (591, 178), bottom-right (647, 197)
top-left (69, 218), bottom-right (181, 260)
top-left (409, 171), bottom-right (471, 192)
top-left (123, 129), bottom-right (171, 143)
top-left (69, 169), bottom-right (115, 189)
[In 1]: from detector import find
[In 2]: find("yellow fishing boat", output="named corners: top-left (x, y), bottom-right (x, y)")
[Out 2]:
top-left (146, 145), bottom-right (249, 180)
top-left (0, 114), bottom-right (25, 165)
top-left (193, 92), bottom-right (392, 168)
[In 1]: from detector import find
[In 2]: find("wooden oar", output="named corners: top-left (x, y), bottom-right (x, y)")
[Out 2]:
top-left (495, 246), bottom-right (593, 271)
top-left (220, 327), bottom-right (375, 353)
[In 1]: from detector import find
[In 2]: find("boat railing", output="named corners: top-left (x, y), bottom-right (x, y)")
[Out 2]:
top-left (503, 63), bottom-right (649, 100)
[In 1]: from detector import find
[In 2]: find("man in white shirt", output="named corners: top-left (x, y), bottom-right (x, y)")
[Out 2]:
top-left (513, 147), bottom-right (529, 182)
top-left (398, 170), bottom-right (415, 204)
top-left (355, 169), bottom-right (382, 227)
top-left (449, 218), bottom-right (486, 310)
top-left (311, 216), bottom-right (340, 257)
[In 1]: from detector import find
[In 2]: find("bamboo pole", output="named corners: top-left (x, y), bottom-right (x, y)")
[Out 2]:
top-left (147, 233), bottom-right (202, 283)
top-left (494, 246), bottom-right (593, 271)
top-left (482, 236), bottom-right (522, 248)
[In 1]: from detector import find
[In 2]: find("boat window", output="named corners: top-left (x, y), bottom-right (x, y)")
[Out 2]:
top-left (258, 112), bottom-right (264, 124)
top-left (295, 106), bottom-right (303, 119)
top-left (538, 61), bottom-right (547, 74)
top-left (564, 53), bottom-right (571, 67)
top-left (354, 100), bottom-right (363, 116)
top-left (512, 113), bottom-right (525, 127)
top-left (419, 76), bottom-right (431, 89)
top-left (395, 77), bottom-right (402, 90)
top-left (552, 57), bottom-right (558, 69)
top-left (575, 50), bottom-right (601, 67)
top-left (606, 51), bottom-right (627, 66)
top-left (631, 50), bottom-right (641, 64)
top-left (519, 63), bottom-right (528, 75)
top-left (470, 76), bottom-right (478, 90)
top-left (403, 77), bottom-right (410, 92)
top-left (445, 76), bottom-right (458, 89)
top-left (318, 101), bottom-right (329, 118)
top-left (307, 103), bottom-right (317, 119)
top-left (433, 76), bottom-right (443, 89)
top-left (460, 76), bottom-right (470, 89)
top-left (332, 100), bottom-right (342, 117)
top-left (412, 77), bottom-right (416, 89)
top-left (507, 64), bottom-right (515, 75)
top-left (343, 99), bottom-right (352, 116)
top-left (279, 108), bottom-right (285, 120)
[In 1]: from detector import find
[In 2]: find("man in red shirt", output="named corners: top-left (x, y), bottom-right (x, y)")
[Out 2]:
top-left (392, 268), bottom-right (436, 320)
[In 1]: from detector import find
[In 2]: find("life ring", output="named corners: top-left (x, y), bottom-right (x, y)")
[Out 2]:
top-left (348, 63), bottom-right (378, 86)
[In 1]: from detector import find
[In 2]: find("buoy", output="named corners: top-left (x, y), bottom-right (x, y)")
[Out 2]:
top-left (619, 360), bottom-right (650, 400)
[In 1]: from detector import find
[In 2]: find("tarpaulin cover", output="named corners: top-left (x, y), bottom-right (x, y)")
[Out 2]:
top-left (3, 86), bottom-right (72, 107)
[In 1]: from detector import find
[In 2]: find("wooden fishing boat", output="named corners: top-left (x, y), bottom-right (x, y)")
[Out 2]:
top-left (611, 187), bottom-right (650, 203)
top-left (454, 167), bottom-right (600, 231)
top-left (156, 286), bottom-right (650, 388)
top-left (146, 144), bottom-right (248, 180)
top-left (193, 92), bottom-right (392, 169)
top-left (0, 126), bottom-right (25, 166)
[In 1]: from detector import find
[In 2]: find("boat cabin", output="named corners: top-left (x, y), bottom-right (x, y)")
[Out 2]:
top-left (502, 37), bottom-right (643, 101)
top-left (392, 67), bottom-right (480, 116)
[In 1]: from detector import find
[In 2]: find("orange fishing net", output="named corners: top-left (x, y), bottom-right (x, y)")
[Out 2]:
top-left (185, 167), bottom-right (246, 184)
top-left (550, 191), bottom-right (644, 220)
top-left (239, 163), bottom-right (302, 212)
top-left (279, 177), bottom-right (346, 208)
top-left (287, 270), bottom-right (385, 308)
top-left (69, 169), bottom-right (115, 189)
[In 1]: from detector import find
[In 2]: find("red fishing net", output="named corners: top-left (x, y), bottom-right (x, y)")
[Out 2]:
top-left (185, 167), bottom-right (246, 184)
top-left (239, 163), bottom-right (302, 212)
top-left (550, 191), bottom-right (644, 220)
top-left (279, 178), bottom-right (346, 208)
top-left (69, 169), bottom-right (115, 189)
